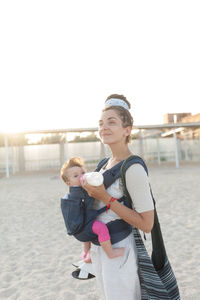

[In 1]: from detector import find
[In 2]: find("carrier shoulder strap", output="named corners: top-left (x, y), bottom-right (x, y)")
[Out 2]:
top-left (95, 156), bottom-right (149, 187)
top-left (95, 157), bottom-right (109, 172)
top-left (121, 155), bottom-right (148, 179)
top-left (120, 155), bottom-right (156, 206)
top-left (93, 157), bottom-right (125, 216)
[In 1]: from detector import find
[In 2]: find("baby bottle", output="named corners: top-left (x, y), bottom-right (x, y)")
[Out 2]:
top-left (81, 172), bottom-right (103, 186)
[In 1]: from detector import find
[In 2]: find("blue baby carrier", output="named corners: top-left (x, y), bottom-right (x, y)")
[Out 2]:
top-left (60, 157), bottom-right (133, 245)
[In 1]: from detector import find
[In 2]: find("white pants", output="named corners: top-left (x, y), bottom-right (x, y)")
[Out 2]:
top-left (90, 233), bottom-right (141, 300)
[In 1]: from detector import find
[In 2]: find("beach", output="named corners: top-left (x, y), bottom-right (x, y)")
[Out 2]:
top-left (0, 163), bottom-right (200, 300)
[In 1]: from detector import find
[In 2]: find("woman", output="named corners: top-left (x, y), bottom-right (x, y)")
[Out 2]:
top-left (81, 94), bottom-right (154, 300)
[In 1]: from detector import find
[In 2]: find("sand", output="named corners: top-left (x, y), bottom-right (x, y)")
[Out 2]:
top-left (0, 163), bottom-right (200, 300)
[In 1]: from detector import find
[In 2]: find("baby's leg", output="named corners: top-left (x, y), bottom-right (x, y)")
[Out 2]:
top-left (82, 242), bottom-right (92, 263)
top-left (92, 220), bottom-right (125, 259)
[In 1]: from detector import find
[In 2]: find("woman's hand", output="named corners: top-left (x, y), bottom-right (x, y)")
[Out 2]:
top-left (81, 177), bottom-right (110, 204)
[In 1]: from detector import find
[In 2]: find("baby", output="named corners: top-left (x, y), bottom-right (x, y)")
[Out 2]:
top-left (60, 157), bottom-right (125, 262)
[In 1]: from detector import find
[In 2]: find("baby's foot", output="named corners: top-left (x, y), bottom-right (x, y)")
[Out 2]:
top-left (83, 251), bottom-right (92, 263)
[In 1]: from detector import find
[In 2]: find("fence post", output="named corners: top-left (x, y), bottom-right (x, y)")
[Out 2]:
top-left (156, 137), bottom-right (161, 165)
top-left (183, 134), bottom-right (189, 161)
top-left (12, 146), bottom-right (17, 174)
top-left (4, 135), bottom-right (9, 178)
top-left (173, 132), bottom-right (179, 168)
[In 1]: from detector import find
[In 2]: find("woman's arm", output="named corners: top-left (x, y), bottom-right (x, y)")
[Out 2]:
top-left (81, 165), bottom-right (154, 233)
top-left (105, 200), bottom-right (154, 233)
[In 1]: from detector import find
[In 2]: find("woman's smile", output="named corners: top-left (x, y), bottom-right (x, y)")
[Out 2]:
top-left (101, 132), bottom-right (111, 136)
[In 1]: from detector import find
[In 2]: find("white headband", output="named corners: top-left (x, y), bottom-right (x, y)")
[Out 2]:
top-left (105, 98), bottom-right (129, 110)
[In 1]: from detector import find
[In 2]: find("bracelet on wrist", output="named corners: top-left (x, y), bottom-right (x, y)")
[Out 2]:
top-left (106, 197), bottom-right (117, 212)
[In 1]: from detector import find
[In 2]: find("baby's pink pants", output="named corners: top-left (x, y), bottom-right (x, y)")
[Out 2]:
top-left (92, 220), bottom-right (110, 243)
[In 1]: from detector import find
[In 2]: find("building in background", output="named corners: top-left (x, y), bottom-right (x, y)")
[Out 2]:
top-left (180, 113), bottom-right (200, 139)
top-left (180, 113), bottom-right (200, 123)
top-left (163, 112), bottom-right (200, 139)
top-left (163, 113), bottom-right (191, 124)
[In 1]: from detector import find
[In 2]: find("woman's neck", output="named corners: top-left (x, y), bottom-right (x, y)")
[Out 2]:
top-left (109, 143), bottom-right (132, 162)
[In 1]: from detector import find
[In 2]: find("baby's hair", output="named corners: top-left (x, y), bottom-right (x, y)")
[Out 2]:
top-left (60, 157), bottom-right (85, 183)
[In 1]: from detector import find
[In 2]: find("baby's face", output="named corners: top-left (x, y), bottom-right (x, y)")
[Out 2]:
top-left (66, 166), bottom-right (85, 186)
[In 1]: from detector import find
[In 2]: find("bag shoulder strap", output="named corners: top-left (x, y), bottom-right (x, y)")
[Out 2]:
top-left (120, 155), bottom-right (167, 271)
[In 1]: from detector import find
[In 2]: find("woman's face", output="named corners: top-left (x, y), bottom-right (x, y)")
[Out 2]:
top-left (98, 109), bottom-right (130, 145)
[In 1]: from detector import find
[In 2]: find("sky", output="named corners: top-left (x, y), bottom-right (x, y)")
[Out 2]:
top-left (0, 0), bottom-right (200, 133)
